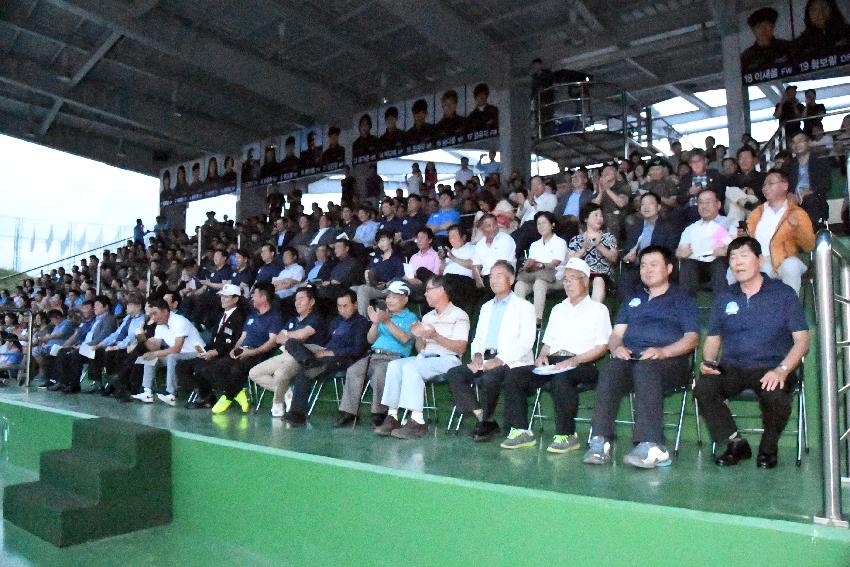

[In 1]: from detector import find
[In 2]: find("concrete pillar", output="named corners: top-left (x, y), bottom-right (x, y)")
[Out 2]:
top-left (499, 79), bottom-right (532, 186)
top-left (715, 0), bottom-right (750, 152)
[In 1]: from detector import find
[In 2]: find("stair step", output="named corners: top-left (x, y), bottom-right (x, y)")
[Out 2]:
top-left (39, 448), bottom-right (133, 499)
top-left (71, 417), bottom-right (171, 468)
top-left (3, 417), bottom-right (173, 547)
top-left (3, 482), bottom-right (99, 547)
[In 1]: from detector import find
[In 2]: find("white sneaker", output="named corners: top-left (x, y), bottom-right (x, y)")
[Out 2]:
top-left (623, 442), bottom-right (672, 469)
top-left (284, 388), bottom-right (293, 412)
top-left (271, 403), bottom-right (284, 417)
top-left (131, 390), bottom-right (154, 403)
top-left (157, 393), bottom-right (176, 406)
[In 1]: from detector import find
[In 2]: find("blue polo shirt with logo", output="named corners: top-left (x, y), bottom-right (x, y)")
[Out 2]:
top-left (708, 275), bottom-right (808, 369)
top-left (243, 308), bottom-right (284, 348)
top-left (617, 285), bottom-right (699, 353)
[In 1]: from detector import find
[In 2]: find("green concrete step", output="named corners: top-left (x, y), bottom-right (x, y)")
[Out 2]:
top-left (2, 417), bottom-right (172, 547)
top-left (3, 482), bottom-right (99, 547)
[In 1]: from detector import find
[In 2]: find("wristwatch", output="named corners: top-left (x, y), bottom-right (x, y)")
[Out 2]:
top-left (777, 363), bottom-right (789, 373)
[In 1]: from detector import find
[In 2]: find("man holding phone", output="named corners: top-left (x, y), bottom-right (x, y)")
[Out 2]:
top-left (695, 237), bottom-right (809, 469)
top-left (584, 245), bottom-right (699, 468)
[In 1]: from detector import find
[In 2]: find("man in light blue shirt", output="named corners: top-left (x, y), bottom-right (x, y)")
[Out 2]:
top-left (87, 294), bottom-right (146, 392)
top-left (354, 206), bottom-right (380, 247)
top-left (336, 281), bottom-right (417, 427)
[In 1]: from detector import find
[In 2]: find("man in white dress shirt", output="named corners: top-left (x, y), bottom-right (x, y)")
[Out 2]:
top-left (675, 189), bottom-right (734, 296)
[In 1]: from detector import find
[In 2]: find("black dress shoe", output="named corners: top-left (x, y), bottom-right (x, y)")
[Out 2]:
top-left (371, 413), bottom-right (387, 427)
top-left (284, 411), bottom-right (307, 427)
top-left (473, 420), bottom-right (501, 442)
top-left (333, 412), bottom-right (356, 428)
top-left (62, 385), bottom-right (80, 394)
top-left (756, 452), bottom-right (778, 469)
top-left (714, 438), bottom-right (752, 467)
top-left (100, 384), bottom-right (115, 397)
top-left (47, 382), bottom-right (63, 391)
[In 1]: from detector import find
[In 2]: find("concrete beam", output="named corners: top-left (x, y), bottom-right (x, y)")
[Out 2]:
top-left (0, 58), bottom-right (249, 152)
top-left (47, 0), bottom-right (359, 123)
top-left (377, 0), bottom-right (508, 81)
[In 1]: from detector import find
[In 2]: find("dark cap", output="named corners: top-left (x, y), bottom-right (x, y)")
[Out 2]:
top-left (647, 156), bottom-right (672, 172)
top-left (747, 7), bottom-right (778, 28)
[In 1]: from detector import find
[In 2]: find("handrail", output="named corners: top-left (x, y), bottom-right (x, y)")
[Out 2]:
top-left (812, 152), bottom-right (850, 528)
top-left (0, 233), bottom-right (142, 284)
top-left (758, 105), bottom-right (850, 166)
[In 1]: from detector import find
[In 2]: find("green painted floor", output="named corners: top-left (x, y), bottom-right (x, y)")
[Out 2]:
top-left (0, 386), bottom-right (838, 528)
top-left (0, 461), bottom-right (287, 566)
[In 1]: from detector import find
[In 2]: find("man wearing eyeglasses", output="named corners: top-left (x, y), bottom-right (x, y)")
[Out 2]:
top-left (746, 169), bottom-right (815, 295)
top-left (375, 275), bottom-right (469, 439)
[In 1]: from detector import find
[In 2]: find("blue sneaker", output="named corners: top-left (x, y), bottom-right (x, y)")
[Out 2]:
top-left (623, 442), bottom-right (672, 469)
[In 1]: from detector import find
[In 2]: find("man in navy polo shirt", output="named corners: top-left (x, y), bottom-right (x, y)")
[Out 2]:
top-left (426, 190), bottom-right (461, 245)
top-left (584, 245), bottom-right (699, 469)
top-left (201, 282), bottom-right (284, 414)
top-left (695, 237), bottom-right (809, 469)
top-left (284, 290), bottom-right (371, 426)
top-left (254, 243), bottom-right (283, 285)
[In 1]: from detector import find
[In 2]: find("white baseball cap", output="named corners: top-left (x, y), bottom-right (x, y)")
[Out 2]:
top-left (560, 257), bottom-right (591, 278)
top-left (217, 283), bottom-right (241, 297)
top-left (386, 280), bottom-right (411, 296)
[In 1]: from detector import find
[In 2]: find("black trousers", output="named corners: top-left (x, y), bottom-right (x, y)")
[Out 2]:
top-left (693, 365), bottom-right (795, 455)
top-left (446, 363), bottom-right (508, 422)
top-left (678, 258), bottom-right (728, 296)
top-left (113, 343), bottom-right (148, 394)
top-left (200, 353), bottom-right (271, 399)
top-left (503, 361), bottom-right (598, 435)
top-left (176, 357), bottom-right (218, 397)
top-left (85, 348), bottom-right (110, 383)
top-left (58, 349), bottom-right (86, 387)
top-left (590, 355), bottom-right (690, 445)
top-left (289, 356), bottom-right (357, 416)
top-left (443, 274), bottom-right (480, 315)
top-left (103, 348), bottom-right (128, 377)
top-left (511, 221), bottom-right (538, 262)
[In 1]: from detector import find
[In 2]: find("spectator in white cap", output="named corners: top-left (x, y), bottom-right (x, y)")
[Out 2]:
top-left (333, 280), bottom-right (418, 428)
top-left (499, 257), bottom-right (612, 453)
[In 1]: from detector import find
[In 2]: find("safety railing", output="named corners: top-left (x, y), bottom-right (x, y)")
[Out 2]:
top-left (533, 79), bottom-right (674, 161)
top-left (759, 106), bottom-right (850, 167)
top-left (0, 234), bottom-right (142, 292)
top-left (812, 152), bottom-right (850, 528)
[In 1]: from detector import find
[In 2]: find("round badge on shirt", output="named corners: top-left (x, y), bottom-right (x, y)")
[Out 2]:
top-left (247, 318), bottom-right (254, 326)
top-left (725, 301), bottom-right (739, 315)
top-left (628, 297), bottom-right (642, 307)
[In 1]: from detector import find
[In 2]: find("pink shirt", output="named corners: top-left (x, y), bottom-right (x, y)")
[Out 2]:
top-left (409, 248), bottom-right (442, 275)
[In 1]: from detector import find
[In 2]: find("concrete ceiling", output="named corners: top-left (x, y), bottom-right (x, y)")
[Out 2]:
top-left (0, 0), bottom-right (757, 175)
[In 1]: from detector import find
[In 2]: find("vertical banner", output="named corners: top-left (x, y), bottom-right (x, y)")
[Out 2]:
top-left (434, 85), bottom-right (467, 148)
top-left (378, 102), bottom-right (406, 160)
top-left (299, 127), bottom-right (324, 177)
top-left (465, 82), bottom-right (501, 142)
top-left (404, 94), bottom-right (436, 154)
top-left (352, 110), bottom-right (380, 165)
top-left (279, 132), bottom-right (301, 181)
top-left (320, 125), bottom-right (346, 173)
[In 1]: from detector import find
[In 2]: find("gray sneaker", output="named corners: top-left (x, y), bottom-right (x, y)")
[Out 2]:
top-left (582, 435), bottom-right (611, 465)
top-left (391, 419), bottom-right (428, 439)
top-left (547, 433), bottom-right (580, 454)
top-left (623, 442), bottom-right (672, 469)
top-left (499, 428), bottom-right (536, 449)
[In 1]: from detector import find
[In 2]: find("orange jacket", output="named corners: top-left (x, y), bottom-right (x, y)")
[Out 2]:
top-left (747, 196), bottom-right (816, 269)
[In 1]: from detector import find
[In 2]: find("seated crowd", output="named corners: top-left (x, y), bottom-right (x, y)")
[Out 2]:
top-left (0, 130), bottom-right (828, 470)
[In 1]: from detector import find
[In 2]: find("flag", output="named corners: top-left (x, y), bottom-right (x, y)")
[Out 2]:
top-left (44, 225), bottom-right (54, 252)
top-left (76, 227), bottom-right (87, 251)
top-left (60, 225), bottom-right (72, 256)
top-left (29, 227), bottom-right (36, 253)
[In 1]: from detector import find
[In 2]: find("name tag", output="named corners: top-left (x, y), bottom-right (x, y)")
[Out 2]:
top-left (224, 327), bottom-right (233, 335)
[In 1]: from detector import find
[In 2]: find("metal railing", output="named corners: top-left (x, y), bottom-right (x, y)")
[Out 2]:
top-left (813, 152), bottom-right (850, 528)
top-left (759, 106), bottom-right (850, 167)
top-left (533, 79), bottom-right (676, 161)
top-left (0, 234), bottom-right (140, 286)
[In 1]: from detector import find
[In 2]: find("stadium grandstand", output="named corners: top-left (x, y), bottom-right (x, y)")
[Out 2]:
top-left (1, 0), bottom-right (850, 565)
